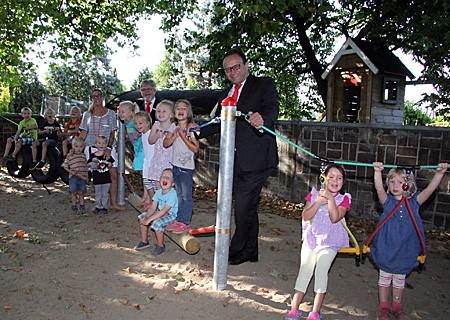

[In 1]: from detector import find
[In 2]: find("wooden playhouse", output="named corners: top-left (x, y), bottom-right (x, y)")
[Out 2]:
top-left (321, 38), bottom-right (415, 124)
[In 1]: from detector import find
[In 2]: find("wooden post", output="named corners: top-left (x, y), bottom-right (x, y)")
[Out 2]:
top-left (128, 193), bottom-right (200, 255)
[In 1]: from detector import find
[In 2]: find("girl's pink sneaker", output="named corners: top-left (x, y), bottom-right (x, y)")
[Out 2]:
top-left (165, 221), bottom-right (179, 231)
top-left (173, 222), bottom-right (190, 234)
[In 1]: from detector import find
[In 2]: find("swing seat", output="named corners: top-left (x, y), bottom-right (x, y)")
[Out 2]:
top-left (338, 244), bottom-right (361, 266)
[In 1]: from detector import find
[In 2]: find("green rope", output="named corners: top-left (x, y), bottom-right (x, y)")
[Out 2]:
top-left (0, 114), bottom-right (19, 126)
top-left (257, 122), bottom-right (439, 170)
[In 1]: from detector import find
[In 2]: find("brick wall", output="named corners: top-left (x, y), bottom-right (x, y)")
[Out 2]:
top-left (195, 121), bottom-right (450, 231)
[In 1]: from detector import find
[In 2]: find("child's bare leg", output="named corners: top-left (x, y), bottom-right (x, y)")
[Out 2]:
top-left (41, 140), bottom-right (48, 161)
top-left (147, 188), bottom-right (155, 202)
top-left (312, 292), bottom-right (325, 314)
top-left (379, 285), bottom-right (390, 303)
top-left (392, 287), bottom-right (404, 305)
top-left (140, 186), bottom-right (150, 204)
top-left (31, 140), bottom-right (39, 161)
top-left (391, 273), bottom-right (407, 316)
top-left (62, 139), bottom-right (69, 156)
top-left (12, 139), bottom-right (23, 157)
top-left (71, 192), bottom-right (78, 206)
top-left (3, 138), bottom-right (13, 156)
top-left (77, 191), bottom-right (85, 206)
top-left (154, 230), bottom-right (164, 247)
top-left (140, 224), bottom-right (150, 243)
top-left (289, 290), bottom-right (305, 312)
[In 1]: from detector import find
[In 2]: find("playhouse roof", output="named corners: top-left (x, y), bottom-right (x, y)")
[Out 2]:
top-left (321, 38), bottom-right (415, 80)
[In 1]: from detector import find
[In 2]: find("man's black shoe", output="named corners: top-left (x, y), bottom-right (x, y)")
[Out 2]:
top-left (228, 255), bottom-right (258, 265)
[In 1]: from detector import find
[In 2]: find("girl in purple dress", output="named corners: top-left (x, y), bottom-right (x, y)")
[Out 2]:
top-left (286, 164), bottom-right (351, 320)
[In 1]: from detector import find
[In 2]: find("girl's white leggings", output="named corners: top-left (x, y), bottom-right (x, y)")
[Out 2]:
top-left (294, 245), bottom-right (337, 293)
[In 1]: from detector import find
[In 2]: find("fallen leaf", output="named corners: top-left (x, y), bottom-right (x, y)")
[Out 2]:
top-left (123, 283), bottom-right (130, 287)
top-left (271, 228), bottom-right (282, 234)
top-left (3, 305), bottom-right (12, 310)
top-left (12, 268), bottom-right (22, 272)
top-left (120, 300), bottom-right (129, 306)
top-left (174, 275), bottom-right (184, 281)
top-left (258, 288), bottom-right (269, 293)
top-left (133, 304), bottom-right (140, 310)
top-left (123, 267), bottom-right (130, 273)
top-left (14, 230), bottom-right (25, 238)
top-left (269, 269), bottom-right (279, 278)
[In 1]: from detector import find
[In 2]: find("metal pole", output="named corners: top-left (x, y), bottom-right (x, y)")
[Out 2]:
top-left (212, 102), bottom-right (236, 291)
top-left (117, 120), bottom-right (126, 206)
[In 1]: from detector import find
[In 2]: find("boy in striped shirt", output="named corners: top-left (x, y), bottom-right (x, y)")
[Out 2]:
top-left (62, 137), bottom-right (88, 213)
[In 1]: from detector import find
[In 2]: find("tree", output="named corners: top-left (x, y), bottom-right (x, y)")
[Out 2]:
top-left (9, 65), bottom-right (46, 114)
top-left (403, 101), bottom-right (432, 126)
top-left (152, 55), bottom-right (173, 89)
top-left (0, 85), bottom-right (11, 113)
top-left (158, 0), bottom-right (450, 118)
top-left (131, 67), bottom-right (154, 91)
top-left (44, 56), bottom-right (124, 103)
top-left (0, 0), bottom-right (197, 85)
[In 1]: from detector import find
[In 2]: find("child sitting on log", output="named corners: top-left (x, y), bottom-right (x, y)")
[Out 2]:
top-left (134, 168), bottom-right (178, 256)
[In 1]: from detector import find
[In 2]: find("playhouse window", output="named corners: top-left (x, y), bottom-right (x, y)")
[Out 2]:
top-left (382, 77), bottom-right (399, 104)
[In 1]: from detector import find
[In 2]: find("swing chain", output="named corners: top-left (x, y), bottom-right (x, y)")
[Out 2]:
top-left (319, 163), bottom-right (326, 189)
top-left (403, 170), bottom-right (412, 197)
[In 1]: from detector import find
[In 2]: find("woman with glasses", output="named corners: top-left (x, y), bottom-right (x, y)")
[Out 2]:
top-left (78, 89), bottom-right (125, 211)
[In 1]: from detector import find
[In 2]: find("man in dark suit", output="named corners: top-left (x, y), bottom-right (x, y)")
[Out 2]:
top-left (198, 48), bottom-right (279, 265)
top-left (139, 79), bottom-right (158, 123)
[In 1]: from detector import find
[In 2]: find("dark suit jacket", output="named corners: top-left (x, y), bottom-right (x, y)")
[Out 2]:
top-left (138, 97), bottom-right (158, 124)
top-left (199, 74), bottom-right (279, 172)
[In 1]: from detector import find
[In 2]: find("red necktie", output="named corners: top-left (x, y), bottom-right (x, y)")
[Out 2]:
top-left (145, 101), bottom-right (152, 114)
top-left (230, 83), bottom-right (242, 102)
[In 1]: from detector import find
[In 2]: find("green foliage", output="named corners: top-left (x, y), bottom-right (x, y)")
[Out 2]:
top-left (158, 0), bottom-right (450, 119)
top-left (403, 101), bottom-right (432, 126)
top-left (4, 0), bottom-right (450, 119)
top-left (0, 85), bottom-right (11, 113)
top-left (0, 0), bottom-right (197, 85)
top-left (152, 55), bottom-right (173, 89)
top-left (44, 56), bottom-right (124, 103)
top-left (430, 115), bottom-right (450, 127)
top-left (10, 66), bottom-right (46, 114)
top-left (131, 67), bottom-right (154, 91)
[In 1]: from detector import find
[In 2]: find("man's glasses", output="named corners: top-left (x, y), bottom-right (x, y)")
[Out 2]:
top-left (141, 87), bottom-right (155, 92)
top-left (224, 62), bottom-right (244, 74)
top-left (92, 94), bottom-right (103, 99)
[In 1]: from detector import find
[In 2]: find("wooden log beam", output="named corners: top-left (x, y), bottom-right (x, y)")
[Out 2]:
top-left (127, 193), bottom-right (200, 255)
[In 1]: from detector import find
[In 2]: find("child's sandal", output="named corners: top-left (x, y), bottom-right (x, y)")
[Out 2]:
top-left (285, 310), bottom-right (302, 320)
